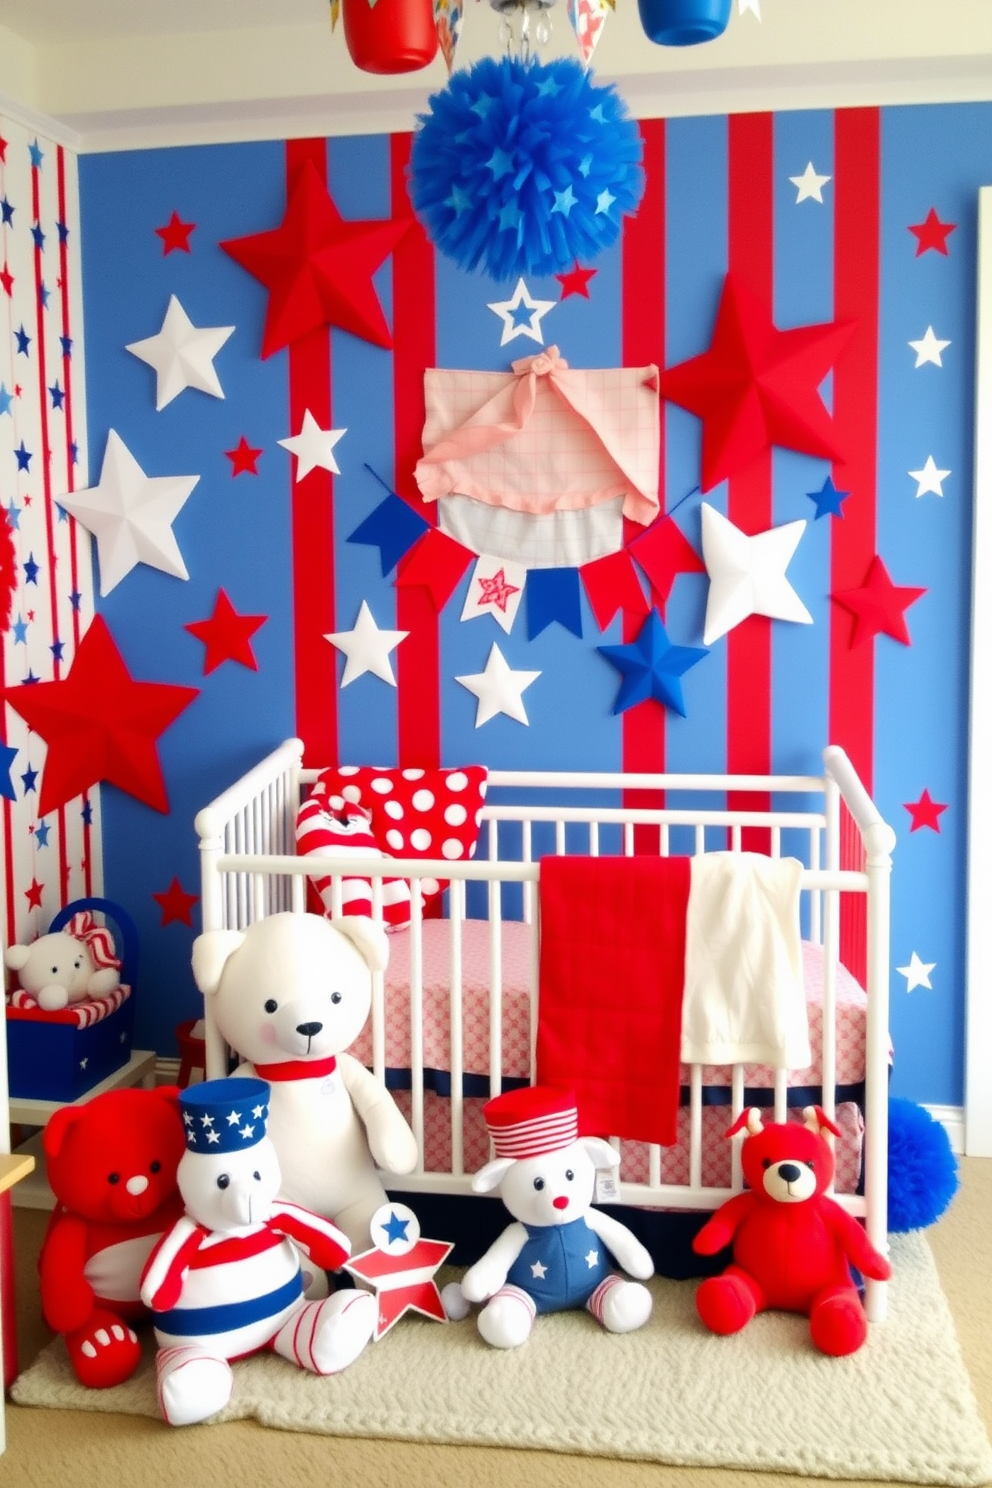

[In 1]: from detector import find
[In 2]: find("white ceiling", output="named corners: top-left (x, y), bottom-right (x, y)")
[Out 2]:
top-left (0, 0), bottom-right (990, 152)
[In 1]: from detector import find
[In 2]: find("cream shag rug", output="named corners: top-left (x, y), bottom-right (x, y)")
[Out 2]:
top-left (12, 1232), bottom-right (992, 1485)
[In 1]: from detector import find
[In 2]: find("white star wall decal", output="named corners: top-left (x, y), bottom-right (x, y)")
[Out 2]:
top-left (700, 503), bottom-right (812, 646)
top-left (487, 278), bottom-right (556, 347)
top-left (897, 952), bottom-right (936, 992)
top-left (790, 162), bottom-right (831, 204)
top-left (738, 0), bottom-right (761, 16)
top-left (125, 294), bottom-right (234, 411)
top-left (58, 429), bottom-right (199, 596)
top-left (279, 410), bottom-right (347, 482)
top-left (325, 600), bottom-right (408, 687)
top-left (909, 325), bottom-right (950, 368)
top-left (456, 643), bottom-right (541, 727)
top-left (909, 456), bottom-right (951, 498)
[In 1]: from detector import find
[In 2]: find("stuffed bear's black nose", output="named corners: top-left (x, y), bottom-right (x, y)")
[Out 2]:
top-left (778, 1163), bottom-right (802, 1183)
top-left (296, 1021), bottom-right (323, 1038)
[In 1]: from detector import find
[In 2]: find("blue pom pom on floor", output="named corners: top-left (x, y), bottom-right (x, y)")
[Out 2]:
top-left (887, 1096), bottom-right (960, 1232)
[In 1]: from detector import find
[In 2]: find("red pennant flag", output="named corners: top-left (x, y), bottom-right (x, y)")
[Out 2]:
top-left (580, 549), bottom-right (650, 631)
top-left (395, 528), bottom-right (474, 611)
top-left (629, 516), bottom-right (705, 609)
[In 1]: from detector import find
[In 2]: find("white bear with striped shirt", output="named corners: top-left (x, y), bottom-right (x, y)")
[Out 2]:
top-left (139, 1077), bottom-right (375, 1427)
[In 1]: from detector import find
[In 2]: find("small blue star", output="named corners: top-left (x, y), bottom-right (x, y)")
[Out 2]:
top-left (14, 325), bottom-right (30, 355)
top-left (578, 154), bottom-right (593, 178)
top-left (589, 103), bottom-right (607, 124)
top-left (50, 638), bottom-right (65, 662)
top-left (446, 184), bottom-right (472, 216)
top-left (552, 184), bottom-right (578, 217)
top-left (49, 381), bottom-right (64, 410)
top-left (6, 499), bottom-right (21, 530)
top-left (39, 281), bottom-right (50, 308)
top-left (511, 299), bottom-right (538, 329)
top-left (29, 139), bottom-right (44, 168)
top-left (81, 799), bottom-right (94, 825)
top-left (0, 745), bottom-right (16, 801)
top-left (69, 589), bottom-right (83, 611)
top-left (0, 384), bottom-right (12, 416)
top-left (60, 334), bottom-right (72, 357)
top-left (486, 148), bottom-right (515, 182)
top-left (807, 476), bottom-right (850, 520)
top-left (470, 94), bottom-right (495, 118)
top-left (57, 219), bottom-right (69, 243)
top-left (21, 670), bottom-right (40, 686)
top-left (12, 616), bottom-right (28, 644)
top-left (21, 765), bottom-right (38, 794)
top-left (595, 189), bottom-right (616, 216)
top-left (14, 442), bottom-right (31, 472)
top-left (381, 1209), bottom-right (411, 1245)
top-left (0, 197), bottom-right (13, 226)
top-left (536, 75), bottom-right (562, 98)
top-left (498, 201), bottom-right (523, 232)
top-left (34, 819), bottom-right (50, 848)
top-left (69, 441), bottom-right (79, 464)
top-left (31, 223), bottom-right (45, 251)
top-left (24, 554), bottom-right (39, 585)
top-left (598, 610), bottom-right (708, 717)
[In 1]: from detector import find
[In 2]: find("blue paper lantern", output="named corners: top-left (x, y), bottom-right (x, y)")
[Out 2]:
top-left (408, 55), bottom-right (645, 280)
top-left (637, 0), bottom-right (732, 46)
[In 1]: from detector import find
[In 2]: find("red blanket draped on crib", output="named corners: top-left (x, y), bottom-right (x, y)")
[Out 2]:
top-left (536, 855), bottom-right (691, 1147)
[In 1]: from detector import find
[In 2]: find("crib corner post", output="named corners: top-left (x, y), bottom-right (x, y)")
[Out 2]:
top-left (863, 824), bottom-right (895, 1298)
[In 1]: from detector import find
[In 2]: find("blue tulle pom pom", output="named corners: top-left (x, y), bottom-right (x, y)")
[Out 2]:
top-left (887, 1097), bottom-right (959, 1232)
top-left (409, 55), bottom-right (645, 280)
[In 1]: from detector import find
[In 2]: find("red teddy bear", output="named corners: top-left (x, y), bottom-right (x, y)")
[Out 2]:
top-left (39, 1085), bottom-right (187, 1388)
top-left (692, 1105), bottom-right (892, 1356)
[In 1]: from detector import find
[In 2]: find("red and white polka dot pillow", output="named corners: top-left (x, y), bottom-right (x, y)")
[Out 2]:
top-left (309, 765), bottom-right (489, 914)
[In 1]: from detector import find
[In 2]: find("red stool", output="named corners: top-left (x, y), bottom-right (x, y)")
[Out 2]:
top-left (175, 1019), bottom-right (206, 1088)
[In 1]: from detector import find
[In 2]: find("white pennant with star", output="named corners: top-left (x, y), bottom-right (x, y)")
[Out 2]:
top-left (460, 555), bottom-right (526, 634)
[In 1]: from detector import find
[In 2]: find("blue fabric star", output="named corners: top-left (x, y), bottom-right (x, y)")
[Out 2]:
top-left (598, 610), bottom-right (708, 717)
top-left (29, 139), bottom-right (43, 168)
top-left (15, 325), bottom-right (30, 355)
top-left (552, 185), bottom-right (578, 217)
top-left (31, 223), bottom-right (45, 250)
top-left (14, 442), bottom-right (31, 472)
top-left (0, 383), bottom-right (12, 416)
top-left (0, 745), bottom-right (16, 802)
top-left (807, 476), bottom-right (850, 520)
top-left (536, 75), bottom-right (562, 98)
top-left (595, 190), bottom-right (616, 216)
top-left (81, 800), bottom-right (94, 825)
top-left (49, 381), bottom-right (64, 408)
top-left (69, 589), bottom-right (83, 611)
top-left (446, 184), bottom-right (472, 215)
top-left (39, 282), bottom-right (50, 308)
top-left (381, 1209), bottom-right (411, 1245)
top-left (21, 765), bottom-right (38, 794)
top-left (578, 154), bottom-right (593, 178)
top-left (24, 554), bottom-right (39, 584)
top-left (34, 819), bottom-right (50, 847)
top-left (12, 616), bottom-right (28, 644)
top-left (57, 219), bottom-right (69, 243)
top-left (60, 334), bottom-right (72, 357)
top-left (470, 94), bottom-right (495, 117)
top-left (50, 638), bottom-right (65, 662)
top-left (0, 197), bottom-right (13, 226)
top-left (6, 500), bottom-right (20, 530)
top-left (487, 148), bottom-right (515, 181)
top-left (498, 201), bottom-right (523, 232)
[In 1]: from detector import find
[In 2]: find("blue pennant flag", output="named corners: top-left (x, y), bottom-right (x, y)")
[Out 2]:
top-left (526, 568), bottom-right (583, 640)
top-left (348, 493), bottom-right (430, 577)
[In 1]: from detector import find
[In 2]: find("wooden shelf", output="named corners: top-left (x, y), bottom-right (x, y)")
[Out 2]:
top-left (0, 1152), bottom-right (34, 1197)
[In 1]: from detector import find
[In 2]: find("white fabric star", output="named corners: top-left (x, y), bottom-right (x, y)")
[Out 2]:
top-left (790, 162), bottom-right (831, 203)
top-left (57, 429), bottom-right (198, 596)
top-left (125, 295), bottom-right (234, 411)
top-left (279, 409), bottom-right (347, 482)
top-left (584, 1249), bottom-right (600, 1269)
top-left (909, 456), bottom-right (951, 498)
top-left (738, 0), bottom-right (761, 15)
top-left (897, 952), bottom-right (936, 992)
top-left (325, 600), bottom-right (408, 687)
top-left (530, 1260), bottom-right (548, 1279)
top-left (487, 278), bottom-right (556, 347)
top-left (700, 503), bottom-right (812, 646)
top-left (456, 643), bottom-right (540, 727)
top-left (909, 326), bottom-right (950, 368)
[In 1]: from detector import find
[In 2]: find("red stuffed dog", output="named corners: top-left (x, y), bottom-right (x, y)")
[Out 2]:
top-left (39, 1085), bottom-right (187, 1388)
top-left (692, 1106), bottom-right (891, 1356)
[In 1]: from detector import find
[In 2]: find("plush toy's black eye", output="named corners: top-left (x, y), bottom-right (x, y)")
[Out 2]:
top-left (762, 1158), bottom-right (772, 1170)
top-left (533, 1177), bottom-right (545, 1191)
top-left (74, 958), bottom-right (83, 970)
top-left (217, 1174), bottom-right (230, 1190)
top-left (264, 999), bottom-right (278, 1014)
top-left (108, 1173), bottom-right (120, 1184)
top-left (565, 1169), bottom-right (574, 1182)
top-left (804, 1159), bottom-right (815, 1170)
top-left (51, 966), bottom-right (59, 975)
top-left (150, 1161), bottom-right (161, 1174)
top-left (253, 1171), bottom-right (261, 1181)
top-left (330, 991), bottom-right (342, 1004)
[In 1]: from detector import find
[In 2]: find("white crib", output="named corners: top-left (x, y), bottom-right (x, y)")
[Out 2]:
top-left (194, 739), bottom-right (895, 1321)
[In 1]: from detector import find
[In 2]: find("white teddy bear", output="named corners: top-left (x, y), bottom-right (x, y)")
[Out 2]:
top-left (5, 912), bottom-right (122, 1012)
top-left (140, 1076), bottom-right (376, 1427)
top-left (459, 1086), bottom-right (654, 1349)
top-left (191, 911), bottom-right (419, 1254)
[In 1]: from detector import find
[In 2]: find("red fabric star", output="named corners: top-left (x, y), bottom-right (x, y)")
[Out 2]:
top-left (0, 263), bottom-right (13, 298)
top-left (220, 158), bottom-right (411, 357)
top-left (152, 876), bottom-right (200, 926)
top-left (555, 263), bottom-right (597, 300)
top-left (346, 1237), bottom-right (452, 1339)
top-left (477, 567), bottom-right (520, 613)
top-left (185, 589), bottom-right (267, 674)
top-left (908, 208), bottom-right (956, 257)
top-left (3, 615), bottom-right (199, 816)
top-left (629, 514), bottom-right (706, 608)
top-left (0, 136), bottom-right (6, 164)
top-left (657, 274), bottom-right (854, 492)
top-left (25, 878), bottom-right (43, 910)
top-left (831, 556), bottom-right (926, 648)
top-left (904, 789), bottom-right (948, 833)
top-left (155, 211), bottom-right (196, 255)
top-left (225, 436), bottom-right (263, 476)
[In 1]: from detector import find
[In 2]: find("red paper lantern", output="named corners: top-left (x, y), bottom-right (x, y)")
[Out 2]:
top-left (342, 0), bottom-right (439, 74)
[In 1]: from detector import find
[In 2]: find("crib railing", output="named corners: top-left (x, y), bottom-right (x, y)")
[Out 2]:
top-left (195, 739), bottom-right (894, 1321)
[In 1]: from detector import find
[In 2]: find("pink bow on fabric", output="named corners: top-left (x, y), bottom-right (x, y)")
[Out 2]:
top-left (66, 910), bottom-right (122, 971)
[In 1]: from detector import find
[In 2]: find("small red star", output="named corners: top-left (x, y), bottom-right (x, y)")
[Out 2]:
top-left (152, 876), bottom-right (200, 926)
top-left (185, 589), bottom-right (267, 674)
top-left (555, 263), bottom-right (597, 300)
top-left (0, 136), bottom-right (6, 163)
top-left (476, 567), bottom-right (520, 613)
top-left (908, 208), bottom-right (956, 257)
top-left (155, 211), bottom-right (196, 255)
top-left (0, 263), bottom-right (13, 297)
top-left (831, 556), bottom-right (926, 648)
top-left (220, 158), bottom-right (411, 357)
top-left (225, 436), bottom-right (263, 476)
top-left (904, 789), bottom-right (948, 833)
top-left (2, 614), bottom-right (199, 816)
top-left (25, 878), bottom-right (44, 910)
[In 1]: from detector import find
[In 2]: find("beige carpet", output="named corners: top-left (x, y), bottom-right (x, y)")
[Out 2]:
top-left (10, 1232), bottom-right (992, 1486)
